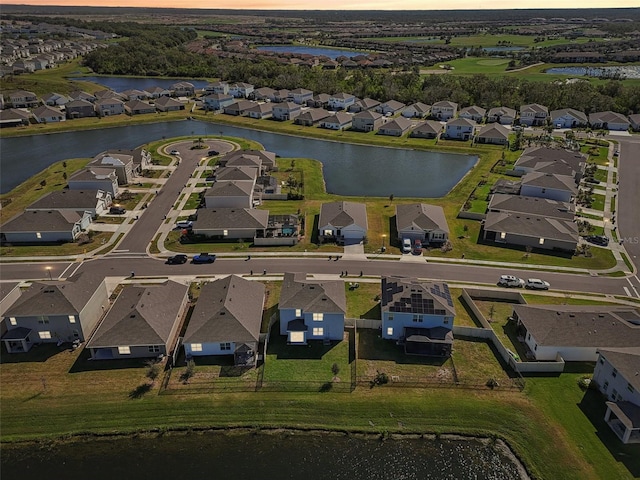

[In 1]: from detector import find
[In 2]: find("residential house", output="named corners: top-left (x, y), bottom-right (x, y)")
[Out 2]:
top-left (348, 98), bottom-right (380, 113)
top-left (0, 108), bottom-right (31, 127)
top-left (320, 112), bottom-right (353, 130)
top-left (318, 201), bottom-right (368, 245)
top-left (519, 103), bottom-right (549, 126)
top-left (207, 81), bottom-right (229, 95)
top-left (487, 194), bottom-right (575, 220)
top-left (95, 98), bottom-right (125, 117)
top-left (410, 120), bottom-right (443, 139)
top-left (172, 81), bottom-right (195, 97)
top-left (476, 123), bottom-right (509, 145)
top-left (592, 347), bottom-right (640, 444)
top-left (1, 274), bottom-right (109, 353)
top-left (154, 96), bottom-right (185, 112)
top-left (375, 100), bottom-right (406, 116)
top-left (69, 90), bottom-right (96, 103)
top-left (490, 179), bottom-right (520, 195)
top-left (184, 276), bottom-right (265, 366)
top-left (431, 101), bottom-right (458, 121)
top-left (395, 203), bottom-right (449, 245)
top-left (271, 89), bottom-right (290, 103)
top-left (520, 172), bottom-right (577, 202)
top-left (68, 167), bottom-right (119, 196)
top-left (589, 111), bottom-right (630, 131)
top-left (31, 105), bottom-right (65, 123)
top-left (87, 281), bottom-right (188, 360)
top-left (445, 117), bottom-right (476, 140)
top-left (1, 210), bottom-right (92, 244)
top-left (102, 147), bottom-right (151, 177)
top-left (224, 99), bottom-right (257, 116)
top-left (482, 209), bottom-right (579, 252)
top-left (94, 90), bottom-right (124, 102)
top-left (9, 90), bottom-right (39, 108)
top-left (278, 272), bottom-right (346, 344)
top-left (486, 106), bottom-right (517, 125)
top-left (146, 86), bottom-right (172, 98)
top-left (288, 88), bottom-right (314, 105)
top-left (65, 99), bottom-right (95, 119)
top-left (245, 102), bottom-right (273, 119)
top-left (512, 305), bottom-right (640, 362)
top-left (629, 114), bottom-right (640, 132)
top-left (212, 166), bottom-right (258, 184)
top-left (380, 276), bottom-right (455, 356)
top-left (378, 117), bottom-right (413, 136)
top-left (0, 283), bottom-right (21, 338)
top-left (229, 82), bottom-right (254, 98)
top-left (191, 207), bottom-right (269, 240)
top-left (307, 93), bottom-right (330, 108)
top-left (459, 105), bottom-right (486, 123)
top-left (125, 100), bottom-right (155, 116)
top-left (272, 101), bottom-right (302, 121)
top-left (252, 86), bottom-right (275, 101)
top-left (402, 102), bottom-right (430, 119)
top-left (328, 92), bottom-right (356, 111)
top-left (219, 150), bottom-right (276, 174)
top-left (26, 189), bottom-right (113, 218)
top-left (89, 152), bottom-right (136, 185)
top-left (295, 108), bottom-right (331, 126)
top-left (203, 180), bottom-right (255, 208)
top-left (550, 108), bottom-right (588, 128)
top-left (514, 147), bottom-right (586, 182)
top-left (352, 110), bottom-right (384, 132)
top-left (42, 92), bottom-right (70, 107)
top-left (202, 93), bottom-right (235, 111)
top-left (120, 89), bottom-right (148, 101)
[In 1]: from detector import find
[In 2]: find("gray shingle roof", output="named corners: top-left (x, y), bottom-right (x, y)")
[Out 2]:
top-left (27, 189), bottom-right (103, 210)
top-left (514, 305), bottom-right (640, 349)
top-left (477, 123), bottom-right (509, 140)
top-left (206, 180), bottom-right (254, 197)
top-left (521, 172), bottom-right (577, 193)
top-left (193, 208), bottom-right (269, 230)
top-left (319, 201), bottom-right (368, 230)
top-left (279, 272), bottom-right (346, 314)
top-left (598, 347), bottom-right (640, 392)
top-left (488, 194), bottom-right (575, 220)
top-left (550, 108), bottom-right (588, 123)
top-left (184, 275), bottom-right (265, 344)
top-left (396, 203), bottom-right (449, 233)
top-left (483, 211), bottom-right (578, 243)
top-left (87, 281), bottom-right (188, 347)
top-left (2, 210), bottom-right (83, 232)
top-left (412, 120), bottom-right (442, 135)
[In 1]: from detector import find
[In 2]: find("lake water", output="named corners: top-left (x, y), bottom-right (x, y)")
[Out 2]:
top-left (0, 121), bottom-right (476, 198)
top-left (256, 45), bottom-right (365, 59)
top-left (0, 432), bottom-right (527, 480)
top-left (483, 47), bottom-right (524, 52)
top-left (69, 76), bottom-right (211, 92)
top-left (545, 65), bottom-right (640, 79)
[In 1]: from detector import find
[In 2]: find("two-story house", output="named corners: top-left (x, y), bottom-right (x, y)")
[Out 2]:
top-left (328, 93), bottom-right (356, 111)
top-left (519, 103), bottom-right (549, 126)
top-left (272, 101), bottom-right (302, 121)
top-left (431, 101), bottom-right (458, 121)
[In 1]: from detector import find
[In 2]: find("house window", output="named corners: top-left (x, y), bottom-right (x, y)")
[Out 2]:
top-left (313, 327), bottom-right (324, 336)
top-left (611, 389), bottom-right (618, 400)
top-left (534, 344), bottom-right (537, 351)
top-left (386, 327), bottom-right (393, 336)
top-left (72, 330), bottom-right (79, 338)
top-left (68, 315), bottom-right (76, 323)
top-left (413, 314), bottom-right (422, 323)
top-left (500, 232), bottom-right (506, 240)
top-left (539, 238), bottom-right (545, 245)
top-left (118, 346), bottom-right (131, 355)
top-left (443, 318), bottom-right (450, 324)
top-left (603, 381), bottom-right (608, 391)
top-left (323, 229), bottom-right (333, 236)
top-left (223, 229), bottom-right (228, 236)
top-left (388, 314), bottom-right (393, 321)
top-left (541, 188), bottom-right (546, 194)
top-left (313, 313), bottom-right (324, 322)
top-left (527, 333), bottom-right (530, 341)
top-left (9, 317), bottom-right (17, 326)
top-left (295, 309), bottom-right (302, 317)
top-left (191, 343), bottom-right (203, 352)
top-left (599, 357), bottom-right (604, 364)
top-left (39, 331), bottom-right (52, 339)
top-left (628, 383), bottom-right (635, 394)
top-left (220, 342), bottom-right (231, 351)
top-left (289, 331), bottom-right (305, 343)
top-left (148, 345), bottom-right (160, 353)
top-left (38, 316), bottom-right (49, 324)
top-left (612, 368), bottom-right (617, 378)
top-left (36, 232), bottom-right (42, 239)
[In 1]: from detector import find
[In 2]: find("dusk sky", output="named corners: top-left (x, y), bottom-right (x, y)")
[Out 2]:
top-left (1, 0), bottom-right (637, 9)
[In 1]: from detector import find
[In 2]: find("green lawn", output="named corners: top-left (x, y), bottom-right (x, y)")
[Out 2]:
top-left (183, 192), bottom-right (202, 210)
top-left (590, 194), bottom-right (606, 211)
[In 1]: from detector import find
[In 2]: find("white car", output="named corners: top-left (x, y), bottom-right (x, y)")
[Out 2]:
top-left (525, 278), bottom-right (550, 290)
top-left (401, 238), bottom-right (412, 254)
top-left (176, 220), bottom-right (193, 229)
top-left (170, 149), bottom-right (179, 155)
top-left (497, 275), bottom-right (525, 288)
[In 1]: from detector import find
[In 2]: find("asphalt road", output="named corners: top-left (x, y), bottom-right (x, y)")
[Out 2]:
top-left (616, 137), bottom-right (640, 269)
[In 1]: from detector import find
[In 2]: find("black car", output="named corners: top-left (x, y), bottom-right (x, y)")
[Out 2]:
top-left (166, 254), bottom-right (188, 265)
top-left (192, 253), bottom-right (216, 264)
top-left (109, 206), bottom-right (126, 214)
top-left (208, 150), bottom-right (219, 156)
top-left (585, 235), bottom-right (609, 246)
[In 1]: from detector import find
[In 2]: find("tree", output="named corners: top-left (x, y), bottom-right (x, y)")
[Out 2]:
top-left (145, 360), bottom-right (161, 382)
top-left (331, 363), bottom-right (340, 377)
top-left (389, 194), bottom-right (394, 204)
top-left (40, 179), bottom-right (46, 187)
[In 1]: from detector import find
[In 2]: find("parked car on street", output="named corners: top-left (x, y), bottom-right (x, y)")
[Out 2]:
top-left (170, 149), bottom-right (179, 155)
top-left (525, 278), bottom-right (550, 290)
top-left (497, 275), bottom-right (525, 288)
top-left (192, 253), bottom-right (216, 264)
top-left (166, 254), bottom-right (188, 265)
top-left (208, 150), bottom-right (219, 156)
top-left (402, 238), bottom-right (412, 254)
top-left (585, 235), bottom-right (609, 246)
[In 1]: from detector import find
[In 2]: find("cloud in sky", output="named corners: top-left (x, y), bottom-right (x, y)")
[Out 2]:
top-left (2, 0), bottom-right (638, 9)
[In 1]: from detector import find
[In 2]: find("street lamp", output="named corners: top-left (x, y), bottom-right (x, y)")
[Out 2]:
top-left (46, 266), bottom-right (52, 280)
top-left (381, 234), bottom-right (387, 253)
